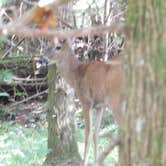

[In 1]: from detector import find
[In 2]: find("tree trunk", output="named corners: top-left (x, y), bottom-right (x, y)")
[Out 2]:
top-left (119, 0), bottom-right (166, 166)
top-left (44, 65), bottom-right (81, 166)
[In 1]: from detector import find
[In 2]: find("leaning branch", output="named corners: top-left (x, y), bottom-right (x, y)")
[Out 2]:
top-left (0, 0), bottom-right (126, 39)
top-left (98, 134), bottom-right (120, 164)
top-left (0, 23), bottom-right (126, 39)
top-left (8, 89), bottom-right (48, 110)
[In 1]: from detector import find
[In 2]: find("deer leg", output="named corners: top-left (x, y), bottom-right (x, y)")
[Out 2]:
top-left (93, 108), bottom-right (104, 165)
top-left (110, 95), bottom-right (122, 124)
top-left (83, 108), bottom-right (93, 166)
top-left (97, 96), bottom-right (122, 165)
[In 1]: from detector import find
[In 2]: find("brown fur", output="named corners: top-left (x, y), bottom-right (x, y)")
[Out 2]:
top-left (47, 40), bottom-right (124, 166)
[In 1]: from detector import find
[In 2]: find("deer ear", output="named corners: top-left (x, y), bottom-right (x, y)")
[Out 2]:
top-left (59, 39), bottom-right (66, 44)
top-left (54, 38), bottom-right (59, 45)
top-left (54, 37), bottom-right (69, 44)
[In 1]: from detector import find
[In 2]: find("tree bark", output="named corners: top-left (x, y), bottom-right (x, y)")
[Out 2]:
top-left (43, 64), bottom-right (81, 166)
top-left (119, 0), bottom-right (166, 166)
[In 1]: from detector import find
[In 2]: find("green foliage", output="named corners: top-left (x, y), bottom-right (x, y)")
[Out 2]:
top-left (101, 111), bottom-right (114, 128)
top-left (0, 0), bottom-right (11, 8)
top-left (0, 70), bottom-right (14, 85)
top-left (0, 36), bottom-right (8, 50)
top-left (0, 109), bottom-right (6, 119)
top-left (0, 122), bottom-right (117, 165)
top-left (0, 109), bottom-right (15, 121)
top-left (0, 123), bottom-right (48, 166)
top-left (15, 91), bottom-right (25, 97)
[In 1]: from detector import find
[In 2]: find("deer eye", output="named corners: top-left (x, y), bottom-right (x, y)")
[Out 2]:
top-left (56, 46), bottom-right (61, 50)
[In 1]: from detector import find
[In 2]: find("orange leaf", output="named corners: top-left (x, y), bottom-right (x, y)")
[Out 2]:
top-left (33, 6), bottom-right (58, 31)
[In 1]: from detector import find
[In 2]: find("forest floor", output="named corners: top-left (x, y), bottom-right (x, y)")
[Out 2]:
top-left (0, 101), bottom-right (118, 166)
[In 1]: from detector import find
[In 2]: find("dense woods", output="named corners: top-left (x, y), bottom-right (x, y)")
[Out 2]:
top-left (0, 0), bottom-right (165, 166)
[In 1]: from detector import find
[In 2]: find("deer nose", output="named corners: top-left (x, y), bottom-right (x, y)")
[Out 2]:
top-left (56, 46), bottom-right (61, 50)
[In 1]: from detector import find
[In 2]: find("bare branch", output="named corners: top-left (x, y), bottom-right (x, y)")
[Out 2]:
top-left (103, 0), bottom-right (108, 24)
top-left (98, 134), bottom-right (120, 164)
top-left (12, 76), bottom-right (47, 82)
top-left (58, 16), bottom-right (74, 29)
top-left (0, 23), bottom-right (126, 39)
top-left (8, 89), bottom-right (48, 110)
top-left (12, 76), bottom-right (47, 86)
top-left (1, 38), bottom-right (25, 59)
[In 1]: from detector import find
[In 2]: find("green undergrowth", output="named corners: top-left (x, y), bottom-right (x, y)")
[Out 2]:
top-left (0, 122), bottom-right (48, 166)
top-left (0, 122), bottom-right (118, 166)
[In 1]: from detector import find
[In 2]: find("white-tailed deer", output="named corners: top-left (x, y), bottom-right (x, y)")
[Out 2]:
top-left (45, 39), bottom-right (124, 166)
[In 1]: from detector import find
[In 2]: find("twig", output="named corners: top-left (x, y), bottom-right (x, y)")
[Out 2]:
top-left (12, 76), bottom-right (47, 82)
top-left (8, 89), bottom-right (48, 109)
top-left (104, 2), bottom-right (112, 24)
top-left (98, 134), bottom-right (120, 164)
top-left (15, 82), bottom-right (47, 86)
top-left (1, 38), bottom-right (25, 59)
top-left (110, 9), bottom-right (127, 23)
top-left (99, 132), bottom-right (115, 139)
top-left (12, 76), bottom-right (47, 87)
top-left (103, 0), bottom-right (108, 24)
top-left (58, 16), bottom-right (74, 29)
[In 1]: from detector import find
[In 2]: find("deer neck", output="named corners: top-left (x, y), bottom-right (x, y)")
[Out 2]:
top-left (57, 50), bottom-right (81, 87)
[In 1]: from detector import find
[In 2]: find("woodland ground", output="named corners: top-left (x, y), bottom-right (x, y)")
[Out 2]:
top-left (0, 101), bottom-right (118, 166)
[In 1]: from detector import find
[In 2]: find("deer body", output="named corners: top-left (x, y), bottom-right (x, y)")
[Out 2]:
top-left (47, 40), bottom-right (124, 166)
